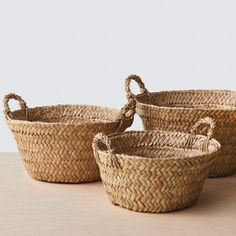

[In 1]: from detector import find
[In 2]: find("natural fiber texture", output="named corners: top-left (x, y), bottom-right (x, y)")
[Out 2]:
top-left (93, 117), bottom-right (220, 213)
top-left (4, 93), bottom-right (134, 183)
top-left (125, 74), bottom-right (236, 177)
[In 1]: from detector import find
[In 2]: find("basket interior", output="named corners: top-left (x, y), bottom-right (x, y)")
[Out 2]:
top-left (97, 131), bottom-right (220, 159)
top-left (10, 104), bottom-right (120, 125)
top-left (137, 90), bottom-right (236, 109)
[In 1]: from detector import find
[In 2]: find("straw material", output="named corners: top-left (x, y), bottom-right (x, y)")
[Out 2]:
top-left (93, 117), bottom-right (220, 213)
top-left (125, 75), bottom-right (236, 177)
top-left (3, 93), bottom-right (134, 183)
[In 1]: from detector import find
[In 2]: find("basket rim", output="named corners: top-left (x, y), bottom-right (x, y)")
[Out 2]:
top-left (6, 103), bottom-right (129, 127)
top-left (95, 130), bottom-right (221, 161)
top-left (136, 89), bottom-right (236, 111)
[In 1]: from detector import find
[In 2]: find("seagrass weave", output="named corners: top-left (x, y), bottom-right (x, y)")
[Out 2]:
top-left (93, 117), bottom-right (220, 213)
top-left (125, 74), bottom-right (236, 177)
top-left (3, 93), bottom-right (134, 183)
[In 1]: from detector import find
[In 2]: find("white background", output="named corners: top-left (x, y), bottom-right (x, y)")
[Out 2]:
top-left (1, 0), bottom-right (236, 152)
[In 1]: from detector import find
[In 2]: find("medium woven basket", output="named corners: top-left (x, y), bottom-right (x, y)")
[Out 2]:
top-left (125, 75), bottom-right (236, 177)
top-left (93, 117), bottom-right (220, 213)
top-left (4, 93), bottom-right (134, 183)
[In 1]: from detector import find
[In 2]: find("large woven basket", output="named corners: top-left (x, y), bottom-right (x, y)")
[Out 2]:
top-left (93, 117), bottom-right (220, 213)
top-left (4, 93), bottom-right (134, 183)
top-left (125, 75), bottom-right (236, 177)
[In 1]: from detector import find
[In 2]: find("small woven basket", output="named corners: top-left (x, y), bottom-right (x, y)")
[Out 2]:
top-left (125, 75), bottom-right (236, 177)
top-left (93, 117), bottom-right (220, 213)
top-left (4, 93), bottom-right (135, 183)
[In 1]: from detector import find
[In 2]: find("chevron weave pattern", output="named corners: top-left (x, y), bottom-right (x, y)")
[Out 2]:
top-left (125, 74), bottom-right (236, 177)
top-left (3, 93), bottom-right (134, 183)
top-left (93, 118), bottom-right (220, 213)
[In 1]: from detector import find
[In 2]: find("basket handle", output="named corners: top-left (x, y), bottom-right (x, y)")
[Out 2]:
top-left (117, 76), bottom-right (143, 131)
top-left (93, 133), bottom-right (120, 168)
top-left (115, 99), bottom-right (135, 132)
top-left (119, 99), bottom-right (136, 119)
top-left (3, 93), bottom-right (28, 120)
top-left (125, 74), bottom-right (149, 102)
top-left (188, 117), bottom-right (216, 153)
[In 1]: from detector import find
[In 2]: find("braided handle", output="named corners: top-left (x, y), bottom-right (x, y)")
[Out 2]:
top-left (93, 133), bottom-right (120, 168)
top-left (120, 74), bottom-right (148, 132)
top-left (190, 117), bottom-right (215, 140)
top-left (93, 133), bottom-right (113, 151)
top-left (188, 117), bottom-right (216, 153)
top-left (125, 74), bottom-right (149, 101)
top-left (115, 99), bottom-right (136, 133)
top-left (119, 99), bottom-right (136, 119)
top-left (3, 93), bottom-right (28, 119)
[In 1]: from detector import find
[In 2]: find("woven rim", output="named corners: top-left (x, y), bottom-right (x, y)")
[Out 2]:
top-left (3, 93), bottom-right (136, 129)
top-left (94, 132), bottom-right (221, 162)
top-left (125, 74), bottom-right (236, 111)
top-left (7, 105), bottom-right (125, 126)
top-left (93, 117), bottom-right (221, 162)
top-left (136, 91), bottom-right (236, 111)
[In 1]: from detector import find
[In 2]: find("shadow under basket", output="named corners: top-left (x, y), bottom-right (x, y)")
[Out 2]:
top-left (93, 117), bottom-right (220, 213)
top-left (3, 93), bottom-right (134, 183)
top-left (125, 75), bottom-right (236, 177)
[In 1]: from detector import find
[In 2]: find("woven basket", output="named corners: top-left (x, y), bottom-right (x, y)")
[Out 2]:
top-left (4, 93), bottom-right (134, 183)
top-left (93, 117), bottom-right (220, 213)
top-left (125, 75), bottom-right (236, 177)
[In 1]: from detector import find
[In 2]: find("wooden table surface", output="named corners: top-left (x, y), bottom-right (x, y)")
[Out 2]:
top-left (0, 153), bottom-right (236, 236)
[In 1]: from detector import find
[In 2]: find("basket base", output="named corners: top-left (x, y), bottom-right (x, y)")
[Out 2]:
top-left (28, 173), bottom-right (101, 183)
top-left (108, 195), bottom-right (199, 213)
top-left (21, 154), bottom-right (101, 183)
